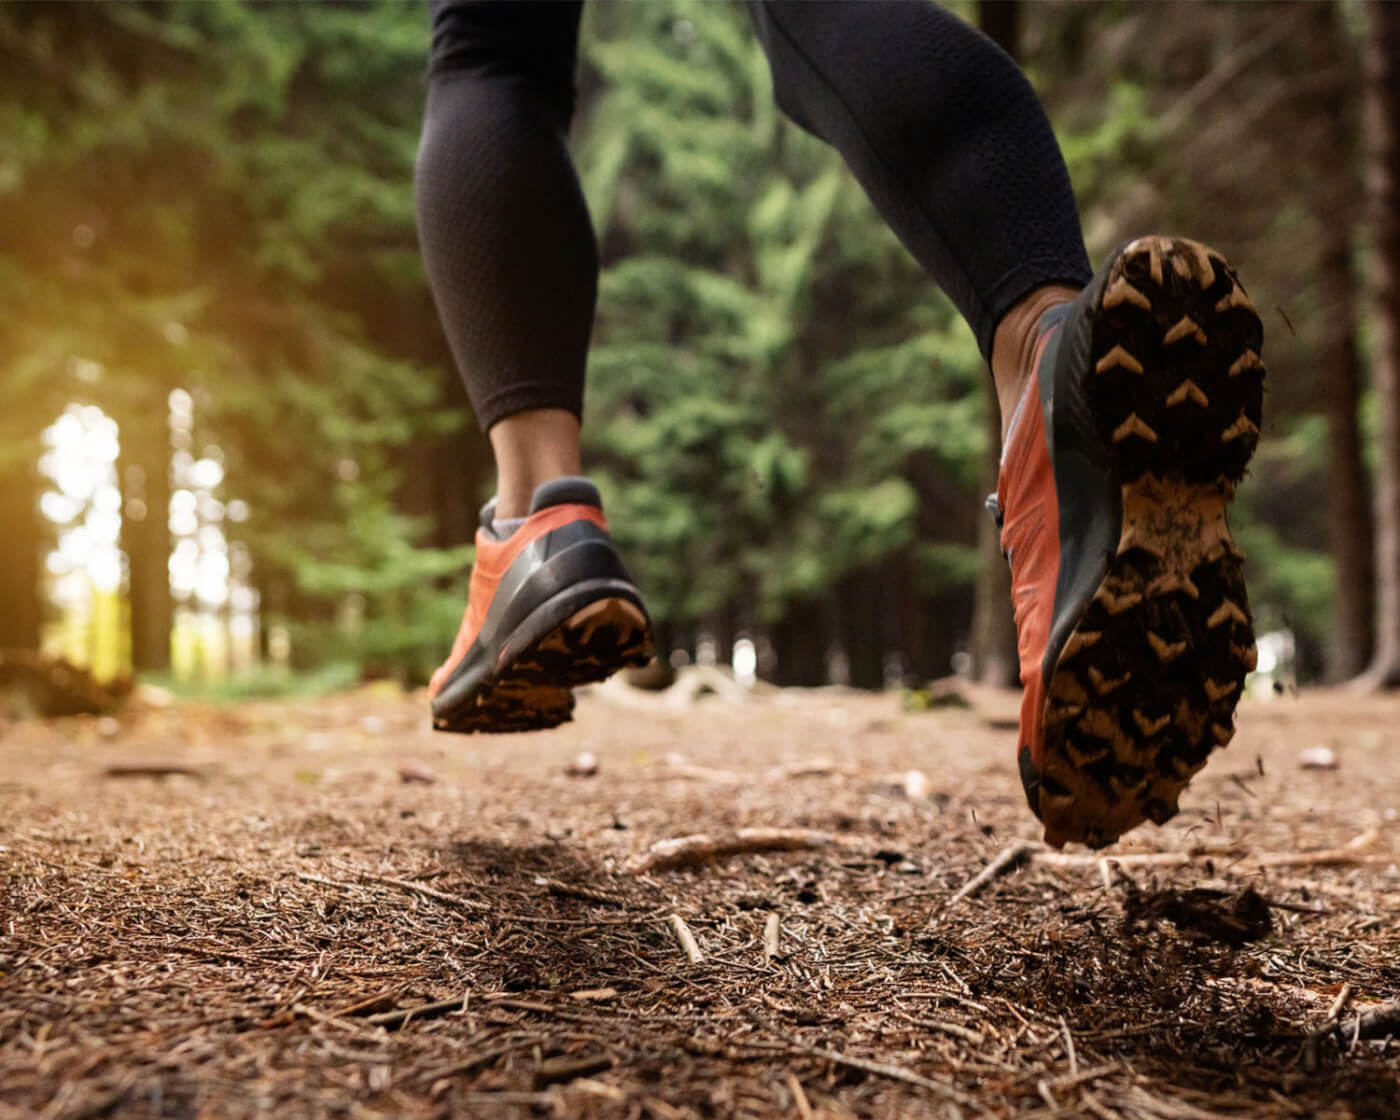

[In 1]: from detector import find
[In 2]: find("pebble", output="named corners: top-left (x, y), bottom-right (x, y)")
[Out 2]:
top-left (397, 759), bottom-right (438, 784)
top-left (567, 751), bottom-right (599, 778)
top-left (1299, 745), bottom-right (1338, 770)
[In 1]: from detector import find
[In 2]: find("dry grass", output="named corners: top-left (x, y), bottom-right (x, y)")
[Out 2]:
top-left (2, 683), bottom-right (1398, 1118)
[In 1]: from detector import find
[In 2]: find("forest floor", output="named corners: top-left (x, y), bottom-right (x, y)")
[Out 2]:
top-left (2, 679), bottom-right (1398, 1119)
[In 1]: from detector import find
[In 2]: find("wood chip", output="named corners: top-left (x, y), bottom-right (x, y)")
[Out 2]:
top-left (763, 912), bottom-right (780, 961)
top-left (570, 987), bottom-right (618, 1002)
top-left (668, 913), bottom-right (704, 964)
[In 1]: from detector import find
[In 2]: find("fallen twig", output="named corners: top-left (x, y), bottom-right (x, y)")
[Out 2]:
top-left (1059, 1014), bottom-right (1078, 1076)
top-left (1041, 1062), bottom-right (1119, 1093)
top-left (662, 754), bottom-right (744, 783)
top-left (668, 913), bottom-right (704, 964)
top-left (1250, 828), bottom-right (1382, 868)
top-left (794, 1044), bottom-right (974, 1105)
top-left (332, 987), bottom-right (406, 1018)
top-left (359, 873), bottom-right (490, 911)
top-left (627, 828), bottom-right (834, 873)
top-left (416, 1043), bottom-right (520, 1085)
top-left (1034, 828), bottom-right (1384, 872)
top-left (533, 1053), bottom-right (614, 1088)
top-left (764, 758), bottom-right (852, 781)
top-left (296, 871), bottom-right (367, 892)
top-left (102, 763), bottom-right (204, 780)
top-left (570, 987), bottom-right (617, 1002)
top-left (899, 1016), bottom-right (984, 1045)
top-left (295, 870), bottom-right (489, 915)
top-left (1327, 982), bottom-right (1354, 1024)
top-left (787, 1072), bottom-right (814, 1120)
top-left (535, 875), bottom-right (625, 907)
top-left (1038, 849), bottom-right (1238, 870)
top-left (365, 995), bottom-right (467, 1029)
top-left (292, 1002), bottom-right (378, 1036)
top-left (763, 912), bottom-right (780, 961)
top-left (942, 842), bottom-right (1036, 908)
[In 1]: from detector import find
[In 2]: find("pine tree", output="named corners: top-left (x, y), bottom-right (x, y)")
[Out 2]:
top-left (1359, 0), bottom-right (1400, 687)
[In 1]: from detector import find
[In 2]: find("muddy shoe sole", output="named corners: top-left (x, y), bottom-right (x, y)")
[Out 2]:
top-left (432, 597), bottom-right (653, 735)
top-left (1039, 236), bottom-right (1265, 848)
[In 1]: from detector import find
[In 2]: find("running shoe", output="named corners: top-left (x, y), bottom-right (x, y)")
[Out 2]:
top-left (993, 236), bottom-right (1265, 848)
top-left (429, 477), bottom-right (653, 733)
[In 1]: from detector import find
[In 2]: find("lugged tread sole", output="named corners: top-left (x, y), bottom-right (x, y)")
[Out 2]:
top-left (432, 598), bottom-right (652, 735)
top-left (1089, 236), bottom-right (1264, 485)
top-left (1038, 237), bottom-right (1264, 848)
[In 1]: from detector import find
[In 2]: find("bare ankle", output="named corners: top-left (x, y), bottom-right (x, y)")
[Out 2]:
top-left (990, 285), bottom-right (1080, 441)
top-left (488, 409), bottom-right (582, 519)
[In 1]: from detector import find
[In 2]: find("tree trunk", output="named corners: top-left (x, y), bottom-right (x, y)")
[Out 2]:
top-left (968, 0), bottom-right (1022, 688)
top-left (1360, 0), bottom-right (1400, 687)
top-left (1311, 1), bottom-right (1375, 682)
top-left (0, 450), bottom-right (42, 652)
top-left (1322, 236), bottom-right (1376, 680)
top-left (123, 444), bottom-right (172, 675)
top-left (969, 406), bottom-right (1018, 686)
top-left (431, 362), bottom-right (490, 552)
top-left (769, 597), bottom-right (829, 687)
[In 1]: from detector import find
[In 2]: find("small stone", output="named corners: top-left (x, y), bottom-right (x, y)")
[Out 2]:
top-left (98, 716), bottom-right (121, 738)
top-left (359, 715), bottom-right (386, 736)
top-left (567, 751), bottom-right (599, 778)
top-left (1299, 745), bottom-right (1338, 771)
top-left (900, 769), bottom-right (931, 799)
top-left (398, 760), bottom-right (438, 784)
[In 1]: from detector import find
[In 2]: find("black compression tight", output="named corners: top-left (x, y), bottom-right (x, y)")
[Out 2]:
top-left (415, 0), bottom-right (1092, 432)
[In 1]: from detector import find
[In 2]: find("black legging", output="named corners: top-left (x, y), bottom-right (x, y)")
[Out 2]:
top-left (415, 0), bottom-right (1092, 432)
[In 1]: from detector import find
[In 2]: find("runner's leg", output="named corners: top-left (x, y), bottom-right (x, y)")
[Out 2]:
top-left (745, 0), bottom-right (1091, 429)
top-left (415, 0), bottom-right (592, 517)
top-left (748, 1), bottom-right (1264, 846)
top-left (416, 1), bottom-right (652, 735)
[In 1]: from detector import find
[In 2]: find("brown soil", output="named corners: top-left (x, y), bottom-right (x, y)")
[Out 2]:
top-left (2, 682), bottom-right (1398, 1118)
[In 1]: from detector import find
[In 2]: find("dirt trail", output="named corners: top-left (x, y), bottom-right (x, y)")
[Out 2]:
top-left (2, 683), bottom-right (1398, 1118)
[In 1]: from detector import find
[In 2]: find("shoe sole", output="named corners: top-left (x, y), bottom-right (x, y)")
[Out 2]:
top-left (1039, 236), bottom-right (1264, 848)
top-left (432, 597), bottom-right (652, 734)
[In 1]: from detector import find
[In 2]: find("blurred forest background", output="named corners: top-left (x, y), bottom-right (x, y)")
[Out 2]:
top-left (2, 0), bottom-right (1399, 701)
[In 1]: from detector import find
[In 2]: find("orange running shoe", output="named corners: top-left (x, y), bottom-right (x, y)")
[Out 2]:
top-left (429, 478), bottom-right (652, 733)
top-left (993, 236), bottom-right (1265, 848)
